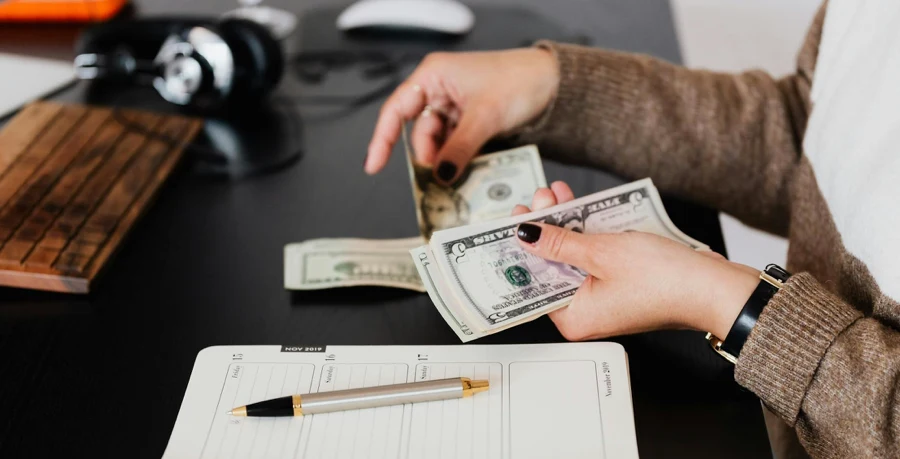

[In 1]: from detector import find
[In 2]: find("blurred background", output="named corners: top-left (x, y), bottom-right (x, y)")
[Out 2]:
top-left (0, 0), bottom-right (822, 268)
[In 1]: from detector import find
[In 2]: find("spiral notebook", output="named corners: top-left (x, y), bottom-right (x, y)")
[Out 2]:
top-left (163, 343), bottom-right (639, 459)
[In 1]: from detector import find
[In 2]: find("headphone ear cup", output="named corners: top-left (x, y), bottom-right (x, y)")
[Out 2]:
top-left (76, 18), bottom-right (215, 59)
top-left (216, 18), bottom-right (284, 102)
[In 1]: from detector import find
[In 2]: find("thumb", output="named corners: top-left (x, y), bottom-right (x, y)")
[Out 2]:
top-left (433, 106), bottom-right (499, 185)
top-left (515, 222), bottom-right (597, 271)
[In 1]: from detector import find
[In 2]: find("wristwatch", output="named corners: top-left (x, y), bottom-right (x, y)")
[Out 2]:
top-left (706, 264), bottom-right (791, 364)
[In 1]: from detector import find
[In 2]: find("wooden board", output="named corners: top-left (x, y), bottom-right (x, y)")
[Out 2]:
top-left (0, 101), bottom-right (202, 293)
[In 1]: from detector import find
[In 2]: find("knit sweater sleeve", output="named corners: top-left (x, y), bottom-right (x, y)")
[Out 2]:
top-left (735, 273), bottom-right (900, 458)
top-left (517, 6), bottom-right (825, 237)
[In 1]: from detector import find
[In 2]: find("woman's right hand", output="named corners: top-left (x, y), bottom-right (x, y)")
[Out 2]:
top-left (364, 48), bottom-right (559, 185)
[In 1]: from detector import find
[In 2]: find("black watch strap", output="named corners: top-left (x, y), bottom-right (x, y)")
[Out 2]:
top-left (707, 264), bottom-right (791, 363)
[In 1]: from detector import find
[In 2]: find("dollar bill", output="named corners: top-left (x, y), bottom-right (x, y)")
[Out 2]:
top-left (412, 178), bottom-right (708, 341)
top-left (410, 245), bottom-right (484, 341)
top-left (403, 126), bottom-right (547, 240)
top-left (285, 237), bottom-right (426, 291)
top-left (285, 130), bottom-right (549, 292)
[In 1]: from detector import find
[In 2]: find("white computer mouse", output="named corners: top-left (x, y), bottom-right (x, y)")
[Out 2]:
top-left (336, 0), bottom-right (475, 35)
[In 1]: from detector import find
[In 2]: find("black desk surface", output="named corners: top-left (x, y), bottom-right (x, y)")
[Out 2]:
top-left (0, 1), bottom-right (772, 457)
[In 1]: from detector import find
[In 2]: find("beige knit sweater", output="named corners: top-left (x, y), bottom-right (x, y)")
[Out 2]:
top-left (519, 3), bottom-right (900, 458)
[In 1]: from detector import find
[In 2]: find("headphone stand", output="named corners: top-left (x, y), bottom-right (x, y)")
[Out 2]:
top-left (191, 102), bottom-right (304, 179)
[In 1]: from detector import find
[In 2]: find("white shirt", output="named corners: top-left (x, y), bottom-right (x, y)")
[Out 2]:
top-left (803, 0), bottom-right (900, 301)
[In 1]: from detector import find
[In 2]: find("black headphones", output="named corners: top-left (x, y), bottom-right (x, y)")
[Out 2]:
top-left (75, 17), bottom-right (284, 110)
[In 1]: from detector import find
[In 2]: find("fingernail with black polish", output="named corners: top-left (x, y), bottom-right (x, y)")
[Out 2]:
top-left (436, 161), bottom-right (457, 182)
top-left (517, 223), bottom-right (541, 243)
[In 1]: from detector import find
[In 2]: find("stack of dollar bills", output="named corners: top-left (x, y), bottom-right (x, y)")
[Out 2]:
top-left (409, 178), bottom-right (707, 342)
top-left (285, 128), bottom-right (547, 292)
top-left (285, 130), bottom-right (706, 341)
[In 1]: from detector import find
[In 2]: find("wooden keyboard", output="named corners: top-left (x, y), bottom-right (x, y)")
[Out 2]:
top-left (0, 102), bottom-right (202, 293)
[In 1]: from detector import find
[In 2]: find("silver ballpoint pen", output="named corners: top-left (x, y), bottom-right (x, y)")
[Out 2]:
top-left (228, 377), bottom-right (490, 417)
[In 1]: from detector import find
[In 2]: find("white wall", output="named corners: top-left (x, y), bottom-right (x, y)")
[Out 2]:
top-left (669, 0), bottom-right (821, 269)
top-left (0, 54), bottom-right (72, 118)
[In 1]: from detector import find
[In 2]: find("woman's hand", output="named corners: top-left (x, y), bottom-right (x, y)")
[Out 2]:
top-left (512, 182), bottom-right (759, 340)
top-left (365, 48), bottom-right (559, 184)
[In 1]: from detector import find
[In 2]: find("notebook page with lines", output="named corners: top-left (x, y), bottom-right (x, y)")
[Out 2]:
top-left (164, 343), bottom-right (638, 459)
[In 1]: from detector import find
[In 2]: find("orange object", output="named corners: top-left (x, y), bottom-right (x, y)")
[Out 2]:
top-left (0, 0), bottom-right (127, 22)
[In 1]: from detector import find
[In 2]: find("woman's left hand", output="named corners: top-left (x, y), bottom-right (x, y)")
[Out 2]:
top-left (512, 182), bottom-right (759, 340)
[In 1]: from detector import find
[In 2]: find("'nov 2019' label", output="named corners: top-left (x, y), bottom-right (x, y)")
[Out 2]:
top-left (281, 345), bottom-right (326, 353)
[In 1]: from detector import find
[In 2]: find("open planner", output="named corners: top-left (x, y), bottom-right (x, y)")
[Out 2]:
top-left (163, 343), bottom-right (639, 459)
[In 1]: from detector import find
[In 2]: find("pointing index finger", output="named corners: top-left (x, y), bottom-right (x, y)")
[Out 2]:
top-left (365, 83), bottom-right (427, 174)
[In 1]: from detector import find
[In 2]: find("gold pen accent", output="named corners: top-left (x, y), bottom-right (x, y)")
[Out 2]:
top-left (460, 377), bottom-right (490, 397)
top-left (229, 406), bottom-right (247, 417)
